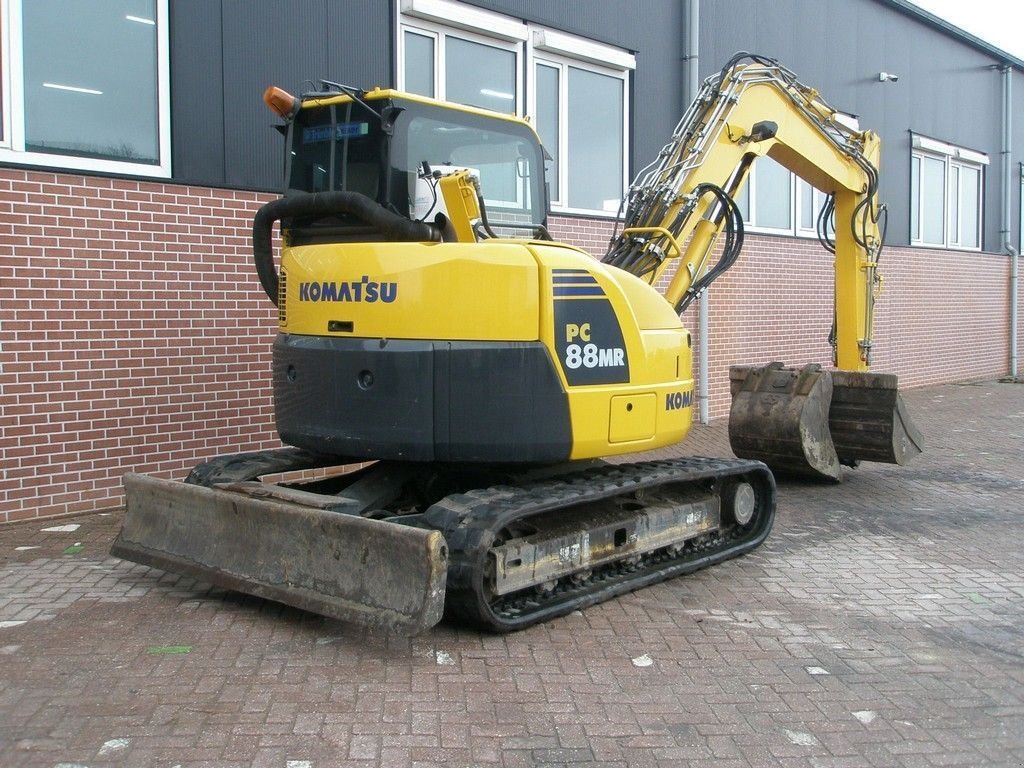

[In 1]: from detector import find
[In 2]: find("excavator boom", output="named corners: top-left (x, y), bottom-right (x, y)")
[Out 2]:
top-left (606, 54), bottom-right (921, 478)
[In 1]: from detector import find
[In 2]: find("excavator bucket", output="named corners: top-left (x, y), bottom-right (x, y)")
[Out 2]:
top-left (728, 363), bottom-right (842, 480)
top-left (828, 370), bottom-right (923, 467)
top-left (728, 363), bottom-right (922, 481)
top-left (112, 473), bottom-right (448, 634)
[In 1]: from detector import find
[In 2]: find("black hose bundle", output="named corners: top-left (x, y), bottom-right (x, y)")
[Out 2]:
top-left (674, 184), bottom-right (745, 314)
top-left (603, 183), bottom-right (743, 315)
top-left (252, 191), bottom-right (440, 305)
top-left (817, 193), bottom-right (836, 254)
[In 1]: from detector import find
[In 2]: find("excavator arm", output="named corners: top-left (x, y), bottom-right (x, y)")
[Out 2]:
top-left (606, 54), bottom-right (920, 479)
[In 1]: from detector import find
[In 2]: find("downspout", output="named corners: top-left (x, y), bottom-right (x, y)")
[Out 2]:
top-left (683, 0), bottom-right (710, 423)
top-left (1001, 64), bottom-right (1019, 380)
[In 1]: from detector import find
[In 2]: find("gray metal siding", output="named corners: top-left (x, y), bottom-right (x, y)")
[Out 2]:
top-left (462, 0), bottom-right (684, 195)
top-left (169, 0), bottom-right (684, 194)
top-left (169, 2), bottom-right (226, 186)
top-left (170, 0), bottom-right (391, 191)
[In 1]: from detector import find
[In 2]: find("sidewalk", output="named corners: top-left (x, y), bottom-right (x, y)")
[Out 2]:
top-left (1, 381), bottom-right (1022, 767)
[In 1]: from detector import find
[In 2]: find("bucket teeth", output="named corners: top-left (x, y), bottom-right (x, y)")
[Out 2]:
top-left (729, 363), bottom-right (922, 481)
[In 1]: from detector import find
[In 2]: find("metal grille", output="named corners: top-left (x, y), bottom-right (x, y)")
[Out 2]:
top-left (277, 269), bottom-right (287, 325)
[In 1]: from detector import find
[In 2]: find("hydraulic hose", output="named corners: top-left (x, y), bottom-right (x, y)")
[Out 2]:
top-left (252, 191), bottom-right (441, 305)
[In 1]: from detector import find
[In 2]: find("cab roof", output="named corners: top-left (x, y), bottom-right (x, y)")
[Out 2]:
top-left (298, 87), bottom-right (536, 131)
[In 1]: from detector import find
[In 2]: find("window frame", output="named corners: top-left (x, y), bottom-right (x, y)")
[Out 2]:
top-left (0, 1), bottom-right (9, 149)
top-left (532, 60), bottom-right (561, 203)
top-left (400, 27), bottom-right (439, 99)
top-left (0, 0), bottom-right (171, 178)
top-left (397, 0), bottom-right (634, 217)
top-left (528, 50), bottom-right (630, 214)
top-left (739, 158), bottom-right (795, 235)
top-left (910, 134), bottom-right (987, 251)
top-left (736, 158), bottom-right (831, 240)
top-left (398, 17), bottom-right (524, 116)
top-left (795, 177), bottom-right (832, 239)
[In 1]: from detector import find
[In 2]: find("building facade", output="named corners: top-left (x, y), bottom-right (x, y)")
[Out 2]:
top-left (1, 0), bottom-right (1022, 522)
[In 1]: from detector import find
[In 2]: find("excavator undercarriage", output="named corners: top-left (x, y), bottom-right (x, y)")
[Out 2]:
top-left (113, 450), bottom-right (775, 633)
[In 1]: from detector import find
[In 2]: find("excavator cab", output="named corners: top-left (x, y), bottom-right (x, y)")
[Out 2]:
top-left (281, 87), bottom-right (547, 238)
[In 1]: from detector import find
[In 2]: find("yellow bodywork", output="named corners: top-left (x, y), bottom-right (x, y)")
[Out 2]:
top-left (109, 60), bottom-right (917, 641)
top-left (280, 236), bottom-right (692, 460)
top-left (437, 171), bottom-right (484, 243)
top-left (271, 63), bottom-right (910, 473)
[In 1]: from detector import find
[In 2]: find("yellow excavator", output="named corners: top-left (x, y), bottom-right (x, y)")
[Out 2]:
top-left (112, 54), bottom-right (921, 634)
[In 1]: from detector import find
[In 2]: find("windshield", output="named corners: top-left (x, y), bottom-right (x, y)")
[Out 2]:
top-left (286, 101), bottom-right (383, 199)
top-left (285, 96), bottom-right (546, 232)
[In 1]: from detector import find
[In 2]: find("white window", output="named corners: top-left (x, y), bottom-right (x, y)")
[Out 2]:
top-left (911, 135), bottom-right (987, 250)
top-left (529, 31), bottom-right (632, 214)
top-left (796, 177), bottom-right (833, 240)
top-left (533, 63), bottom-right (626, 212)
top-left (0, 0), bottom-right (170, 177)
top-left (749, 157), bottom-right (793, 230)
top-left (403, 28), bottom-right (437, 98)
top-left (398, 0), bottom-right (634, 216)
top-left (399, 20), bottom-right (522, 114)
top-left (735, 157), bottom-right (831, 239)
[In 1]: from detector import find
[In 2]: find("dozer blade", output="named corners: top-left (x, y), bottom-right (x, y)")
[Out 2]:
top-left (112, 473), bottom-right (447, 634)
top-left (728, 363), bottom-right (922, 481)
top-left (728, 363), bottom-right (842, 480)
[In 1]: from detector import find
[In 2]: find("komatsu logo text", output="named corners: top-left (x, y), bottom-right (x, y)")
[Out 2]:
top-left (298, 277), bottom-right (397, 303)
top-left (666, 390), bottom-right (693, 411)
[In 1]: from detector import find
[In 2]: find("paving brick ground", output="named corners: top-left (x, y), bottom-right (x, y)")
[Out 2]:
top-left (1, 380), bottom-right (1022, 768)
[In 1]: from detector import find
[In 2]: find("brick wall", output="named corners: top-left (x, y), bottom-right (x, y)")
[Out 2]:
top-left (0, 174), bottom-right (1019, 522)
top-left (685, 235), bottom-right (1014, 419)
top-left (0, 170), bottom-right (280, 523)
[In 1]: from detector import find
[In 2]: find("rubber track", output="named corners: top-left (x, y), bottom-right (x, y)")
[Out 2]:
top-left (423, 456), bottom-right (776, 632)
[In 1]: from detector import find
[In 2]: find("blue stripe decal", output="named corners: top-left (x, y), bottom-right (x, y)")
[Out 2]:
top-left (552, 268), bottom-right (591, 274)
top-left (553, 286), bottom-right (607, 297)
top-left (552, 275), bottom-right (599, 285)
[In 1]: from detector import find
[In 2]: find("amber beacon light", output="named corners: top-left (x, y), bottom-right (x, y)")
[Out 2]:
top-left (263, 86), bottom-right (299, 119)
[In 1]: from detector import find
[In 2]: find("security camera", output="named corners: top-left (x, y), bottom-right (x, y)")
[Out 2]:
top-left (878, 72), bottom-right (899, 83)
